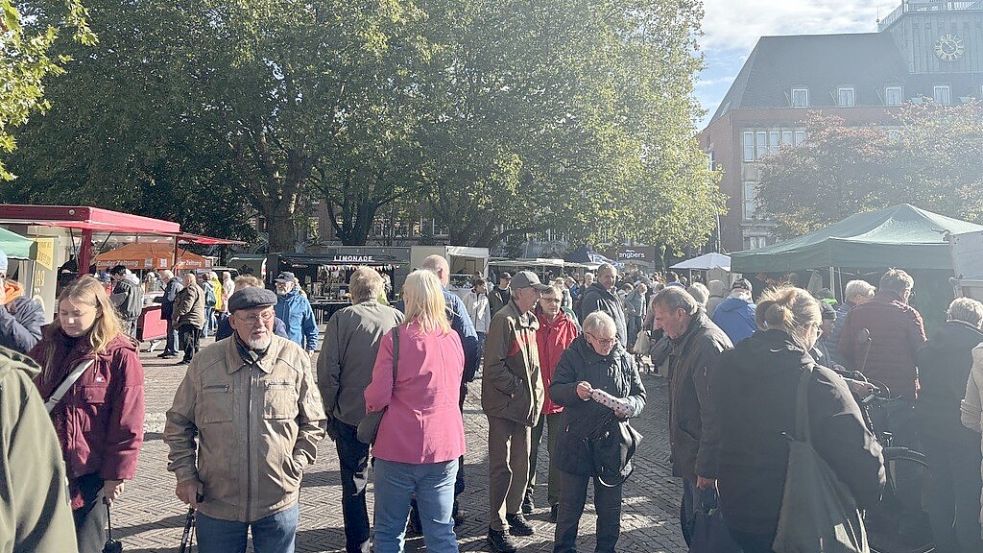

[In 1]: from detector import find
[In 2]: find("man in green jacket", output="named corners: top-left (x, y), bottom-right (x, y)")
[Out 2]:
top-left (0, 346), bottom-right (78, 553)
top-left (481, 271), bottom-right (549, 553)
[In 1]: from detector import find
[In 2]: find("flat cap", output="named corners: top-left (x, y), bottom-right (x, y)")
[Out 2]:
top-left (228, 287), bottom-right (278, 313)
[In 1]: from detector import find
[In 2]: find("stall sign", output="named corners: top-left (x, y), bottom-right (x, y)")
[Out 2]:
top-left (616, 246), bottom-right (656, 264)
top-left (35, 237), bottom-right (55, 270)
top-left (332, 255), bottom-right (375, 263)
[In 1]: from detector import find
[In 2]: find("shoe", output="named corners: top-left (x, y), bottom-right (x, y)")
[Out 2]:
top-left (549, 504), bottom-right (559, 523)
top-left (486, 529), bottom-right (518, 553)
top-left (521, 496), bottom-right (534, 515)
top-left (157, 351), bottom-right (176, 358)
top-left (175, 359), bottom-right (191, 366)
top-left (505, 513), bottom-right (535, 536)
top-left (452, 501), bottom-right (465, 527)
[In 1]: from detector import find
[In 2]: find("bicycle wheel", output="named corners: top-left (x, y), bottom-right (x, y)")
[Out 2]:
top-left (865, 447), bottom-right (934, 553)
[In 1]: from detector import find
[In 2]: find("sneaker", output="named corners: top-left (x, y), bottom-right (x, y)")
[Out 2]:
top-left (549, 504), bottom-right (559, 523)
top-left (505, 513), bottom-right (535, 536)
top-left (486, 529), bottom-right (518, 553)
top-left (521, 496), bottom-right (534, 515)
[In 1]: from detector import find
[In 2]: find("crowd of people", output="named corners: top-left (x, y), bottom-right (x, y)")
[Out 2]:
top-left (5, 243), bottom-right (983, 553)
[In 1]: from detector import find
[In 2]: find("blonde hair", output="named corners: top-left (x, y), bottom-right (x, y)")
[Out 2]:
top-left (402, 270), bottom-right (451, 334)
top-left (44, 276), bottom-right (125, 371)
top-left (234, 275), bottom-right (263, 289)
top-left (755, 286), bottom-right (820, 345)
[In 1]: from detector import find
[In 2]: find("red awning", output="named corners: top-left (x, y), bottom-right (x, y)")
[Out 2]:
top-left (177, 233), bottom-right (247, 246)
top-left (0, 205), bottom-right (181, 234)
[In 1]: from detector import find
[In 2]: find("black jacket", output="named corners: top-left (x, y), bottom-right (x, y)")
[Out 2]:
top-left (578, 283), bottom-right (628, 347)
top-left (712, 329), bottom-right (885, 536)
top-left (915, 320), bottom-right (983, 443)
top-left (489, 286), bottom-right (511, 317)
top-left (550, 337), bottom-right (646, 476)
top-left (666, 311), bottom-right (732, 481)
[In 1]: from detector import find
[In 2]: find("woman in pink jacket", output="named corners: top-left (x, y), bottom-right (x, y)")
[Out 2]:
top-left (364, 270), bottom-right (465, 552)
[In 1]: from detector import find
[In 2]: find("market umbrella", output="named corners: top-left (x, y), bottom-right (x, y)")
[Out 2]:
top-left (95, 243), bottom-right (211, 270)
top-left (0, 227), bottom-right (36, 259)
top-left (670, 252), bottom-right (731, 271)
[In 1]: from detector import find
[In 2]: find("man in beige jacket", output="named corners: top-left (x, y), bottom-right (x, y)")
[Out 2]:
top-left (482, 270), bottom-right (549, 552)
top-left (164, 287), bottom-right (326, 553)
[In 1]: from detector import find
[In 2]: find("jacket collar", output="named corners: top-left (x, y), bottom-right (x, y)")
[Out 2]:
top-left (670, 309), bottom-right (710, 352)
top-left (223, 333), bottom-right (286, 374)
top-left (506, 299), bottom-right (539, 331)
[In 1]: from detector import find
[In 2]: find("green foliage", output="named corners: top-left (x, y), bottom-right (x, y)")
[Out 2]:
top-left (758, 104), bottom-right (983, 238)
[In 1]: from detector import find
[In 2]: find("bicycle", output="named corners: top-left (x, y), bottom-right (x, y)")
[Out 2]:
top-left (839, 370), bottom-right (935, 553)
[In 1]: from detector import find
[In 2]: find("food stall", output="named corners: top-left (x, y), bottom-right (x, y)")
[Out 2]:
top-left (94, 242), bottom-right (213, 272)
top-left (410, 245), bottom-right (489, 293)
top-left (269, 247), bottom-right (411, 324)
top-left (488, 258), bottom-right (587, 283)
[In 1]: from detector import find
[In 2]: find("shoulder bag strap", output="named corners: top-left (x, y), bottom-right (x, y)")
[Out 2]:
top-left (45, 359), bottom-right (95, 414)
top-left (391, 326), bottom-right (400, 387)
top-left (794, 365), bottom-right (814, 442)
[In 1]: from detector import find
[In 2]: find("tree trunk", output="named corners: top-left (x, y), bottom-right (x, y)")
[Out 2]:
top-left (266, 194), bottom-right (299, 252)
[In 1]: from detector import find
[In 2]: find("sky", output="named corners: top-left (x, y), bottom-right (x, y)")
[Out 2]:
top-left (696, 0), bottom-right (902, 129)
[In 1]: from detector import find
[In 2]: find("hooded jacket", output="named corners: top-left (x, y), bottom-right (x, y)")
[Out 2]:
top-left (0, 346), bottom-right (79, 553)
top-left (536, 309), bottom-right (580, 415)
top-left (550, 337), bottom-right (645, 476)
top-left (0, 281), bottom-right (44, 354)
top-left (712, 329), bottom-right (885, 536)
top-left (916, 320), bottom-right (983, 443)
top-left (710, 295), bottom-right (756, 345)
top-left (30, 331), bottom-right (146, 510)
top-left (578, 282), bottom-right (628, 347)
top-left (274, 288), bottom-right (320, 351)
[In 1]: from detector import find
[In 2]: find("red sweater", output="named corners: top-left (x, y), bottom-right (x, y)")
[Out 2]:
top-left (536, 310), bottom-right (580, 415)
top-left (31, 330), bottom-right (145, 509)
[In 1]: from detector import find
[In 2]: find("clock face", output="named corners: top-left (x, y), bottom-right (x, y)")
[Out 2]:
top-left (934, 33), bottom-right (965, 62)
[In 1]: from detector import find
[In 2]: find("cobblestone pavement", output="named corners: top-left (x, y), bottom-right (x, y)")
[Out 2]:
top-left (119, 337), bottom-right (687, 552)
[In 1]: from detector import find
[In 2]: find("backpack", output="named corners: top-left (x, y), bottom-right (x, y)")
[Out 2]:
top-left (204, 283), bottom-right (217, 307)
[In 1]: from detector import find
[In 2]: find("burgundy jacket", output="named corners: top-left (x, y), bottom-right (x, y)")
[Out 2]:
top-left (838, 291), bottom-right (926, 399)
top-left (31, 330), bottom-right (145, 509)
top-left (536, 310), bottom-right (580, 416)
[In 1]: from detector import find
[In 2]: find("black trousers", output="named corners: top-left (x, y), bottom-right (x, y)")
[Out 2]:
top-left (726, 529), bottom-right (776, 553)
top-left (179, 324), bottom-right (201, 362)
top-left (553, 470), bottom-right (622, 553)
top-left (334, 419), bottom-right (372, 553)
top-left (73, 473), bottom-right (108, 553)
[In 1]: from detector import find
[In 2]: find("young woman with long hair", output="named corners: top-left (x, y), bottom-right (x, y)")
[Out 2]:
top-left (364, 270), bottom-right (465, 552)
top-left (30, 275), bottom-right (146, 553)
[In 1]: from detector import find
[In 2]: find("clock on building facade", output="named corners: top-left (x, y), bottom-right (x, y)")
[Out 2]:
top-left (934, 33), bottom-right (965, 61)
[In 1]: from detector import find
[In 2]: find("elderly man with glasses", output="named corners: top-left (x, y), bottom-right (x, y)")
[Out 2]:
top-left (0, 248), bottom-right (44, 354)
top-left (164, 287), bottom-right (326, 553)
top-left (549, 311), bottom-right (646, 553)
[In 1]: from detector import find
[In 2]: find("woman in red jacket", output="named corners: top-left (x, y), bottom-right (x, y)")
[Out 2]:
top-left (524, 284), bottom-right (580, 522)
top-left (30, 275), bottom-right (146, 553)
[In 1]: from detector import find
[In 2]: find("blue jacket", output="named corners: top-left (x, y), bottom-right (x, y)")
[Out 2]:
top-left (0, 294), bottom-right (45, 354)
top-left (711, 297), bottom-right (757, 345)
top-left (274, 289), bottom-right (320, 351)
top-left (395, 290), bottom-right (480, 383)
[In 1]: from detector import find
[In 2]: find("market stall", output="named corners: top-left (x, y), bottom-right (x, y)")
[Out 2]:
top-left (410, 245), bottom-right (489, 291)
top-left (270, 248), bottom-right (411, 324)
top-left (94, 242), bottom-right (213, 271)
top-left (489, 258), bottom-right (587, 282)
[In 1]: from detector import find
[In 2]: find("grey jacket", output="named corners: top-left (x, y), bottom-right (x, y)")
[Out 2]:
top-left (578, 283), bottom-right (628, 347)
top-left (667, 310), bottom-right (733, 481)
top-left (317, 301), bottom-right (404, 426)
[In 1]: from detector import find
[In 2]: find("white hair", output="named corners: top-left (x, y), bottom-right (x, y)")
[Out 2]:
top-left (844, 280), bottom-right (876, 302)
top-left (583, 311), bottom-right (617, 335)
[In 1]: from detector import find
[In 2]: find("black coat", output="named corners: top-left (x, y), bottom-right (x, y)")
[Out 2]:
top-left (578, 283), bottom-right (628, 347)
top-left (712, 329), bottom-right (885, 536)
top-left (550, 337), bottom-right (646, 476)
top-left (915, 320), bottom-right (983, 444)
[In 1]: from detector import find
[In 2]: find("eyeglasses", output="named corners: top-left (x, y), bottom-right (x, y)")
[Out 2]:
top-left (237, 311), bottom-right (275, 324)
top-left (587, 332), bottom-right (617, 346)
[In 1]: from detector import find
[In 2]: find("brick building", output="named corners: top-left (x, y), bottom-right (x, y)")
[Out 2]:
top-left (700, 0), bottom-right (983, 253)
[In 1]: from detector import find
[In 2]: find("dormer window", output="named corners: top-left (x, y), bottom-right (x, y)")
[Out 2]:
top-left (791, 88), bottom-right (809, 108)
top-left (837, 87), bottom-right (856, 107)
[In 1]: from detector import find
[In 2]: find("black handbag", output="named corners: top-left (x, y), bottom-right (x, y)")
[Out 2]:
top-left (103, 504), bottom-right (123, 553)
top-left (587, 412), bottom-right (643, 488)
top-left (357, 327), bottom-right (399, 445)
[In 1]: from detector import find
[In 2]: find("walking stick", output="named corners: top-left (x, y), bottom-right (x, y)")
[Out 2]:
top-left (178, 506), bottom-right (196, 553)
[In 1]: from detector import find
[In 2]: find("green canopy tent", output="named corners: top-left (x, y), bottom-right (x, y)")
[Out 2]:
top-left (730, 204), bottom-right (983, 273)
top-left (0, 226), bottom-right (36, 259)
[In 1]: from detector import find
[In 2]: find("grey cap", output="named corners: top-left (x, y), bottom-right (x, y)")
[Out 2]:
top-left (228, 287), bottom-right (278, 313)
top-left (275, 271), bottom-right (297, 284)
top-left (511, 270), bottom-right (550, 291)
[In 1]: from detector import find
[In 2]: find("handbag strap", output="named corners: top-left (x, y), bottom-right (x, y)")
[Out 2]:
top-left (390, 326), bottom-right (400, 387)
top-left (793, 365), bottom-right (814, 442)
top-left (45, 359), bottom-right (95, 414)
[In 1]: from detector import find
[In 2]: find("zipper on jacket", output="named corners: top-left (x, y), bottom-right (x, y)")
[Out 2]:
top-left (246, 369), bottom-right (253, 522)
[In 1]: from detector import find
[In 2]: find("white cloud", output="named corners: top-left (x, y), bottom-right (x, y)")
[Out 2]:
top-left (701, 0), bottom-right (900, 52)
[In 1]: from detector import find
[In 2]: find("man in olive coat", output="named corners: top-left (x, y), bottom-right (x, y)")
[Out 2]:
top-left (173, 272), bottom-right (205, 365)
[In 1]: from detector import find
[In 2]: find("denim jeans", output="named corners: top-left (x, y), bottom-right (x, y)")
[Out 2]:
top-left (164, 318), bottom-right (179, 355)
top-left (553, 469), bottom-right (623, 553)
top-left (204, 307), bottom-right (215, 337)
top-left (196, 503), bottom-right (299, 553)
top-left (334, 419), bottom-right (372, 553)
top-left (374, 459), bottom-right (459, 553)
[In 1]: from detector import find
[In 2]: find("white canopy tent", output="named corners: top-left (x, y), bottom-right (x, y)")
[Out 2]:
top-left (670, 252), bottom-right (731, 272)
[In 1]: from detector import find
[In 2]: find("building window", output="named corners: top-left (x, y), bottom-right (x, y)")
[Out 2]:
top-left (743, 128), bottom-right (806, 162)
top-left (755, 131), bottom-right (767, 160)
top-left (791, 88), bottom-right (809, 108)
top-left (707, 150), bottom-right (715, 171)
top-left (743, 181), bottom-right (759, 220)
top-left (742, 132), bottom-right (754, 162)
top-left (934, 85), bottom-right (951, 105)
top-left (837, 87), bottom-right (856, 107)
top-left (745, 236), bottom-right (768, 250)
top-left (794, 130), bottom-right (807, 146)
top-left (885, 86), bottom-right (903, 106)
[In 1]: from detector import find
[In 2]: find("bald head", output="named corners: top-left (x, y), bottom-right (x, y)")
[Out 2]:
top-left (421, 254), bottom-right (450, 287)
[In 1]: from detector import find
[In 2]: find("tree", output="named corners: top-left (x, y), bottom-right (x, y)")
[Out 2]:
top-left (0, 0), bottom-right (93, 179)
top-left (757, 104), bottom-right (983, 237)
